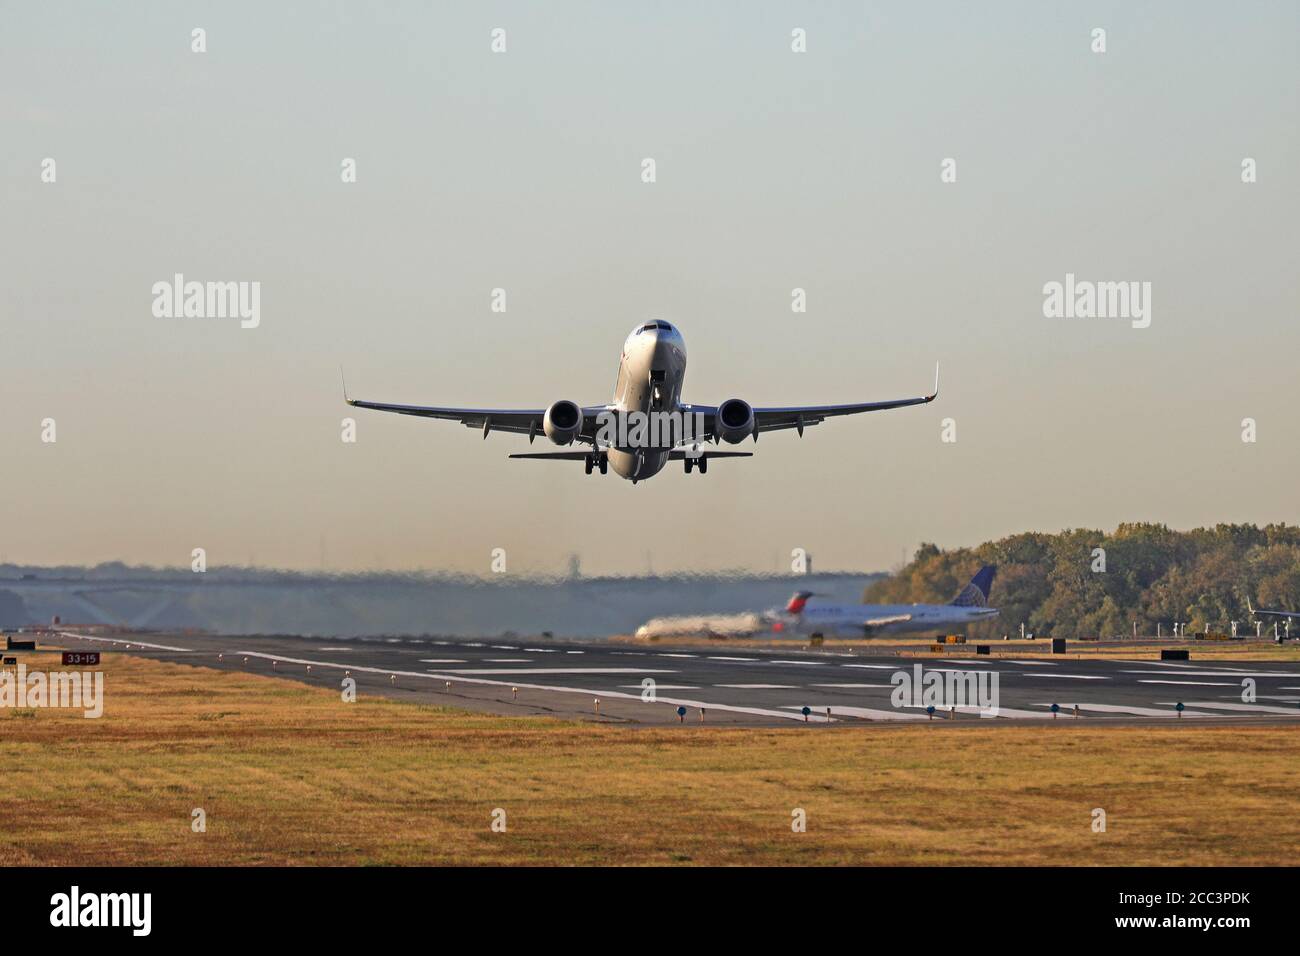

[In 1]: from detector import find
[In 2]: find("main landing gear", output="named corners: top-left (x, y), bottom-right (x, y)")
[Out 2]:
top-left (684, 454), bottom-right (708, 475)
top-left (584, 452), bottom-right (608, 475)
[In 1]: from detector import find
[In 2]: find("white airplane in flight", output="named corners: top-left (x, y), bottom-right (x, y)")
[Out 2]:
top-left (344, 320), bottom-right (938, 483)
top-left (765, 565), bottom-right (1000, 638)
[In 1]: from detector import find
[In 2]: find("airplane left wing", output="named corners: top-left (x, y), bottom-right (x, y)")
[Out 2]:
top-left (684, 363), bottom-right (939, 440)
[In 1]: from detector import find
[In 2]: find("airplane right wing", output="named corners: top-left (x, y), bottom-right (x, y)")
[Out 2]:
top-left (343, 374), bottom-right (610, 444)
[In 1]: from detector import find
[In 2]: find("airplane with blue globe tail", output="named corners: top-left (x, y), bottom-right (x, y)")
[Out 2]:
top-left (766, 565), bottom-right (1000, 638)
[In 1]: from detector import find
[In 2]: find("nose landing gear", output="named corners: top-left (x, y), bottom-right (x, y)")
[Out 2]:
top-left (684, 453), bottom-right (707, 475)
top-left (585, 451), bottom-right (608, 475)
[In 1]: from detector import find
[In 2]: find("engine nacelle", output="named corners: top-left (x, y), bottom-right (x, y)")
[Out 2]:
top-left (715, 398), bottom-right (754, 444)
top-left (543, 400), bottom-right (583, 445)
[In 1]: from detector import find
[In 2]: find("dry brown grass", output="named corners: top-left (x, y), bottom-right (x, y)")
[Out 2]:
top-left (3, 652), bottom-right (1297, 865)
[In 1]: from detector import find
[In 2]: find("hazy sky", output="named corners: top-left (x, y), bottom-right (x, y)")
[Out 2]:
top-left (3, 2), bottom-right (1298, 575)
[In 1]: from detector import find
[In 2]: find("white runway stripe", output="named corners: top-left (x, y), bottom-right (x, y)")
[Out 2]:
top-left (715, 683), bottom-right (795, 689)
top-left (812, 683), bottom-right (893, 688)
top-left (1121, 669), bottom-right (1299, 678)
top-left (234, 651), bottom-right (830, 722)
top-left (1020, 673), bottom-right (1110, 680)
top-left (428, 667), bottom-right (677, 675)
top-left (58, 631), bottom-right (191, 652)
top-left (785, 705), bottom-right (927, 721)
top-left (1138, 680), bottom-right (1236, 686)
top-left (1155, 701), bottom-right (1300, 716)
top-left (1043, 702), bottom-right (1216, 718)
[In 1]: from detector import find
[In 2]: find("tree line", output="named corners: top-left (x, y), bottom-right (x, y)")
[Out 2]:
top-left (862, 523), bottom-right (1300, 639)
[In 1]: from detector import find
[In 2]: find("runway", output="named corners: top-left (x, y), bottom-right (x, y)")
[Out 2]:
top-left (53, 630), bottom-right (1300, 726)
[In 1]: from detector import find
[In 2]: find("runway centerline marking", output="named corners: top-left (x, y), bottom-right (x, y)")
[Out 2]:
top-left (1019, 673), bottom-right (1110, 680)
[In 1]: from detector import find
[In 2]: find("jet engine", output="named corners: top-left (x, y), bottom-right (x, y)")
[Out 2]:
top-left (715, 398), bottom-right (754, 444)
top-left (543, 400), bottom-right (583, 445)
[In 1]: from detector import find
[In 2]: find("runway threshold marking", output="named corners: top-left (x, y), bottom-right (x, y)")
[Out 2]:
top-left (58, 632), bottom-right (192, 653)
top-left (232, 651), bottom-right (831, 723)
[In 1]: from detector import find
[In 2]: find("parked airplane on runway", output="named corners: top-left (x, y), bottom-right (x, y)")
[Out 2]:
top-left (767, 565), bottom-right (1000, 638)
top-left (344, 321), bottom-right (938, 483)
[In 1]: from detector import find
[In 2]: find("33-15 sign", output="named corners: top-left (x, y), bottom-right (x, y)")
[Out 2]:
top-left (61, 652), bottom-right (100, 666)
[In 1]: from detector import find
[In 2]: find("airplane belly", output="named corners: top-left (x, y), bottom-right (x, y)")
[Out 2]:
top-left (608, 448), bottom-right (667, 481)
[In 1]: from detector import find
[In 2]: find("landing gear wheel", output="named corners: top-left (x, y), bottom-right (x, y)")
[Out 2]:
top-left (698, 456), bottom-right (708, 475)
top-left (584, 456), bottom-right (594, 475)
top-left (684, 457), bottom-right (694, 474)
top-left (598, 454), bottom-right (608, 475)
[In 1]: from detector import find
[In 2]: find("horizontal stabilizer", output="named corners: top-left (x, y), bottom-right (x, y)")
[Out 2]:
top-left (508, 452), bottom-right (589, 460)
top-left (667, 451), bottom-right (753, 460)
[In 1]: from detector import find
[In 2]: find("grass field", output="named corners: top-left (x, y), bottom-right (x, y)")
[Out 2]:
top-left (3, 652), bottom-right (1298, 865)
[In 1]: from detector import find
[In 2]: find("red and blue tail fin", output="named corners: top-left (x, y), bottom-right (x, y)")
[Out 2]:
top-left (785, 590), bottom-right (815, 614)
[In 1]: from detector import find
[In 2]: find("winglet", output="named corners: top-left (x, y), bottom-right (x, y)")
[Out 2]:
top-left (340, 366), bottom-right (354, 405)
top-left (928, 362), bottom-right (940, 401)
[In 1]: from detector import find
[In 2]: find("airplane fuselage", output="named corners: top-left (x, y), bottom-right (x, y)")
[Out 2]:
top-left (771, 602), bottom-right (1000, 638)
top-left (605, 321), bottom-right (689, 481)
